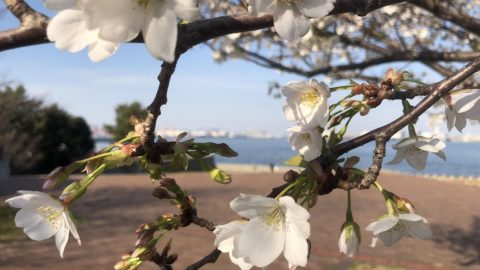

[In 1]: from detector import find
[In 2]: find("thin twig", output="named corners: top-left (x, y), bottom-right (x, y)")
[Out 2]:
top-left (358, 135), bottom-right (387, 189)
top-left (185, 249), bottom-right (222, 270)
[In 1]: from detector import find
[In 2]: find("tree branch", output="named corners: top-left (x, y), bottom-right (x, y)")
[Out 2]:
top-left (332, 57), bottom-right (480, 156)
top-left (0, 0), bottom-right (409, 52)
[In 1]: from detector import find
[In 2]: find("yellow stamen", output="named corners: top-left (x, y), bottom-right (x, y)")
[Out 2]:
top-left (37, 206), bottom-right (62, 229)
top-left (300, 89), bottom-right (321, 108)
top-left (262, 206), bottom-right (285, 231)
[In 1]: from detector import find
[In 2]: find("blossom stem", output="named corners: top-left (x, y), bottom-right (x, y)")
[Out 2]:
top-left (373, 182), bottom-right (397, 215)
top-left (329, 93), bottom-right (355, 113)
top-left (67, 164), bottom-right (107, 205)
top-left (99, 135), bottom-right (140, 154)
top-left (346, 190), bottom-right (354, 222)
top-left (77, 152), bottom-right (118, 164)
top-left (330, 85), bottom-right (355, 92)
top-left (275, 180), bottom-right (299, 200)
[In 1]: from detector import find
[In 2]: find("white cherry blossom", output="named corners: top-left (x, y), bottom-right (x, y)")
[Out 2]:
top-left (219, 194), bottom-right (310, 269)
top-left (282, 79), bottom-right (330, 129)
top-left (445, 90), bottom-right (480, 132)
top-left (214, 220), bottom-right (253, 270)
top-left (6, 191), bottom-right (81, 258)
top-left (249, 0), bottom-right (335, 41)
top-left (387, 135), bottom-right (446, 170)
top-left (45, 0), bottom-right (199, 62)
top-left (338, 222), bottom-right (360, 257)
top-left (287, 125), bottom-right (322, 161)
top-left (366, 213), bottom-right (432, 247)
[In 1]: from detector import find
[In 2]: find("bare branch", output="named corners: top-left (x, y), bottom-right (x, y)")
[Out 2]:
top-left (185, 249), bottom-right (222, 270)
top-left (332, 57), bottom-right (480, 156)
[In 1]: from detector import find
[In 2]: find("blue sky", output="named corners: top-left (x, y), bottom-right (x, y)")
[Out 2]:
top-left (1, 2), bottom-right (476, 137)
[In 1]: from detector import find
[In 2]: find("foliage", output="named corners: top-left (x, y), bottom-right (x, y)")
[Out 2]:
top-left (104, 102), bottom-right (148, 141)
top-left (0, 85), bottom-right (94, 174)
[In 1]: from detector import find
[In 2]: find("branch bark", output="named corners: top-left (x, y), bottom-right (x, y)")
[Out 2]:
top-left (332, 57), bottom-right (480, 156)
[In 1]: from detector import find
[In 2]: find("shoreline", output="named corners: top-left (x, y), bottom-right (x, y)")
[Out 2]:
top-left (216, 162), bottom-right (480, 186)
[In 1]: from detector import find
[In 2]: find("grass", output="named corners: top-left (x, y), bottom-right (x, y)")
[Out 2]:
top-left (0, 203), bottom-right (25, 241)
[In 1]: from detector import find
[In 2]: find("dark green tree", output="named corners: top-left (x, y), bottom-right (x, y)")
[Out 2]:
top-left (104, 102), bottom-right (147, 141)
top-left (0, 85), bottom-right (94, 174)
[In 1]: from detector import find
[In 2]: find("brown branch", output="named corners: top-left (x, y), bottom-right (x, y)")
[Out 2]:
top-left (185, 249), bottom-right (222, 270)
top-left (0, 0), bottom-right (408, 51)
top-left (191, 216), bottom-right (216, 231)
top-left (141, 59), bottom-right (179, 147)
top-left (332, 56), bottom-right (480, 156)
top-left (358, 135), bottom-right (387, 189)
top-left (0, 0), bottom-right (48, 50)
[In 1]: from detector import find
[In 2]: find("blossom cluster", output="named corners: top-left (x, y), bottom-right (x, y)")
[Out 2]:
top-left (44, 0), bottom-right (200, 62)
top-left (282, 79), bottom-right (330, 161)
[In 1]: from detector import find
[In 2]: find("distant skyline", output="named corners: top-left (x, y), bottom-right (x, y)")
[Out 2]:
top-left (1, 2), bottom-right (479, 138)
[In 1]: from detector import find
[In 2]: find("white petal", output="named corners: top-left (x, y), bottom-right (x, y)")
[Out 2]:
top-left (47, 9), bottom-right (97, 52)
top-left (280, 196), bottom-right (310, 239)
top-left (55, 223), bottom-right (70, 258)
top-left (378, 229), bottom-right (402, 247)
top-left (172, 0), bottom-right (200, 21)
top-left (273, 3), bottom-right (310, 41)
top-left (445, 106), bottom-right (455, 131)
top-left (434, 150), bottom-right (447, 161)
top-left (281, 81), bottom-right (309, 97)
top-left (387, 148), bottom-right (406, 165)
top-left (405, 149), bottom-right (428, 170)
top-left (142, 1), bottom-right (178, 62)
top-left (228, 252), bottom-right (253, 270)
top-left (398, 213), bottom-right (425, 222)
top-left (85, 0), bottom-right (144, 42)
top-left (214, 220), bottom-right (244, 251)
top-left (23, 217), bottom-right (57, 241)
top-left (237, 217), bottom-right (285, 267)
top-left (296, 0), bottom-right (334, 18)
top-left (452, 90), bottom-right (480, 114)
top-left (65, 212), bottom-right (81, 245)
top-left (455, 113), bottom-right (467, 132)
top-left (14, 208), bottom-right (43, 228)
top-left (365, 216), bottom-right (398, 235)
top-left (88, 39), bottom-right (119, 62)
top-left (393, 138), bottom-right (417, 149)
top-left (404, 221), bottom-right (432, 240)
top-left (230, 194), bottom-right (278, 219)
top-left (283, 222), bottom-right (309, 268)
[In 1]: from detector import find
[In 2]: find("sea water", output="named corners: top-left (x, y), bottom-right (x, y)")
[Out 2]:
top-left (198, 137), bottom-right (480, 177)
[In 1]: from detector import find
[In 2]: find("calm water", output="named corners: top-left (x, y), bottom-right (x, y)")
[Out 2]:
top-left (197, 137), bottom-right (480, 177)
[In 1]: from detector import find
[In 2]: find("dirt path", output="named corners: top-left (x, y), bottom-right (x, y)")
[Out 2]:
top-left (1, 172), bottom-right (479, 270)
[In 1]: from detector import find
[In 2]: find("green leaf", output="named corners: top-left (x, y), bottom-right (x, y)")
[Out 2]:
top-left (285, 155), bottom-right (303, 166)
top-left (209, 168), bottom-right (232, 184)
top-left (191, 142), bottom-right (238, 157)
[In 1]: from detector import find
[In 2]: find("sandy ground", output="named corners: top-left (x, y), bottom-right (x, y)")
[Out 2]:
top-left (1, 172), bottom-right (479, 270)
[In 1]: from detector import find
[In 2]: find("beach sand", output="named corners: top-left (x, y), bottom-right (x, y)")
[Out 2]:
top-left (1, 171), bottom-right (479, 270)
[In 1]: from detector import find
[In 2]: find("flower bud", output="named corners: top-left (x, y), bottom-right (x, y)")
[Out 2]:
top-left (395, 196), bottom-right (416, 213)
top-left (160, 178), bottom-right (177, 188)
top-left (384, 68), bottom-right (405, 86)
top-left (283, 170), bottom-right (299, 183)
top-left (152, 187), bottom-right (173, 199)
top-left (166, 254), bottom-right (178, 264)
top-left (351, 85), bottom-right (365, 95)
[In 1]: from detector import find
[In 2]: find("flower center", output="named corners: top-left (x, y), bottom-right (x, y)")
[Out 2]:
top-left (37, 206), bottom-right (63, 229)
top-left (262, 206), bottom-right (285, 231)
top-left (300, 89), bottom-right (321, 108)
